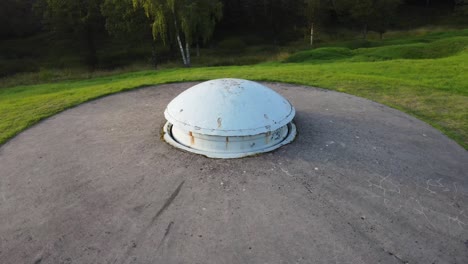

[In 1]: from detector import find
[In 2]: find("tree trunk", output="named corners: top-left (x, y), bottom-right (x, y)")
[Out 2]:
top-left (185, 42), bottom-right (191, 67)
top-left (196, 42), bottom-right (200, 57)
top-left (310, 23), bottom-right (314, 47)
top-left (379, 32), bottom-right (384, 40)
top-left (176, 33), bottom-right (187, 66)
top-left (151, 41), bottom-right (158, 69)
top-left (173, 16), bottom-right (188, 66)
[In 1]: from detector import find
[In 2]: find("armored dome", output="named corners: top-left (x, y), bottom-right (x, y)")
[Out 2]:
top-left (164, 78), bottom-right (295, 136)
top-left (163, 79), bottom-right (296, 158)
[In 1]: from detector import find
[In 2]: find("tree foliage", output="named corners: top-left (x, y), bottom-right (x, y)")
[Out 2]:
top-left (0, 0), bottom-right (39, 39)
top-left (304, 0), bottom-right (323, 47)
top-left (41, 0), bottom-right (104, 36)
top-left (101, 0), bottom-right (150, 40)
top-left (133, 0), bottom-right (222, 66)
top-left (101, 0), bottom-right (158, 67)
top-left (2, 0), bottom-right (465, 72)
top-left (334, 0), bottom-right (401, 39)
top-left (39, 0), bottom-right (105, 69)
top-left (454, 0), bottom-right (468, 23)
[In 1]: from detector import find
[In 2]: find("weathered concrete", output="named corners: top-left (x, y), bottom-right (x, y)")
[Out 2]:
top-left (0, 82), bottom-right (467, 264)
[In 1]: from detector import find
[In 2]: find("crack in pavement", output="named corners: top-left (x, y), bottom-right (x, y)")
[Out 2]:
top-left (120, 180), bottom-right (185, 264)
top-left (150, 181), bottom-right (185, 226)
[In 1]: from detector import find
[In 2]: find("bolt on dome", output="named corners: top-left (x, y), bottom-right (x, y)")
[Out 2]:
top-left (163, 78), bottom-right (297, 158)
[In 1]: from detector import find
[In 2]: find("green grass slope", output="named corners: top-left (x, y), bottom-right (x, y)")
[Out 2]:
top-left (286, 30), bottom-right (468, 63)
top-left (1, 30), bottom-right (467, 149)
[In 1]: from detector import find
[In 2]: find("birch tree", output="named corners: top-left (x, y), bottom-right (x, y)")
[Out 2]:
top-left (304, 0), bottom-right (322, 47)
top-left (101, 0), bottom-right (158, 67)
top-left (189, 0), bottom-right (223, 57)
top-left (133, 0), bottom-right (222, 67)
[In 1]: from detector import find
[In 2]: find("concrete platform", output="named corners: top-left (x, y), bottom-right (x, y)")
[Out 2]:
top-left (0, 82), bottom-right (467, 264)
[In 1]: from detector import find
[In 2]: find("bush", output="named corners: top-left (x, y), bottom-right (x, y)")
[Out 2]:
top-left (242, 35), bottom-right (264, 45)
top-left (218, 38), bottom-right (247, 52)
top-left (0, 58), bottom-right (38, 77)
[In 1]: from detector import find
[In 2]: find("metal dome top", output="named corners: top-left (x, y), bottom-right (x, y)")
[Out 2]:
top-left (164, 78), bottom-right (295, 136)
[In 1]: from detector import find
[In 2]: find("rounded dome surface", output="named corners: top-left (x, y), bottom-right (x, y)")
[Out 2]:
top-left (164, 79), bottom-right (295, 136)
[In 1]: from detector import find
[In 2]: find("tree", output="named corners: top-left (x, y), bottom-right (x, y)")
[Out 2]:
top-left (454, 0), bottom-right (468, 23)
top-left (0, 0), bottom-right (40, 39)
top-left (40, 0), bottom-right (105, 70)
top-left (338, 0), bottom-right (401, 40)
top-left (133, 0), bottom-right (222, 67)
top-left (101, 0), bottom-right (149, 38)
top-left (218, 1), bottom-right (308, 44)
top-left (101, 0), bottom-right (158, 67)
top-left (349, 0), bottom-right (374, 39)
top-left (305, 0), bottom-right (322, 47)
top-left (188, 0), bottom-right (223, 56)
top-left (371, 0), bottom-right (401, 39)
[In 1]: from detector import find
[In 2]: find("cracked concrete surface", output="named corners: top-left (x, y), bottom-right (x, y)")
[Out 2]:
top-left (0, 82), bottom-right (467, 264)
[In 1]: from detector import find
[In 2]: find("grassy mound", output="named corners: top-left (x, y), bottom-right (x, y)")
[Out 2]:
top-left (352, 37), bottom-right (468, 61)
top-left (285, 47), bottom-right (353, 63)
top-left (286, 30), bottom-right (468, 63)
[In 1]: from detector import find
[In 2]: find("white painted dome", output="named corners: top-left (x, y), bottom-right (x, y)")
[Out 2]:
top-left (164, 78), bottom-right (295, 136)
top-left (163, 79), bottom-right (296, 158)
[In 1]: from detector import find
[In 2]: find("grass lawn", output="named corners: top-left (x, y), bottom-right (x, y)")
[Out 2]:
top-left (1, 30), bottom-right (467, 149)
